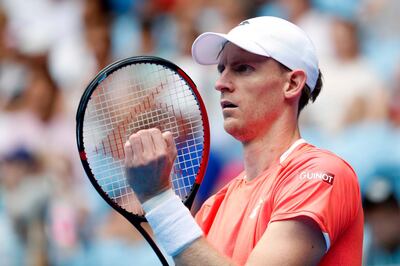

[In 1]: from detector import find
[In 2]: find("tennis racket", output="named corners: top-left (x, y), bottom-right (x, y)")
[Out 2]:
top-left (76, 56), bottom-right (210, 265)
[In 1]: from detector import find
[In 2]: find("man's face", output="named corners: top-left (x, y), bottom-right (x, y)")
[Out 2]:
top-left (215, 43), bottom-right (288, 142)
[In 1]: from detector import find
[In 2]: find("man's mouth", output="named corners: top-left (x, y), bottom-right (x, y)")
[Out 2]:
top-left (221, 100), bottom-right (238, 109)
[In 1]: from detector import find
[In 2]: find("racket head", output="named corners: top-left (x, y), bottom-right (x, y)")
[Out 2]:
top-left (76, 56), bottom-right (210, 223)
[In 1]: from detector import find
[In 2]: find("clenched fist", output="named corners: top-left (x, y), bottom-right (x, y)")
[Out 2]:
top-left (124, 128), bottom-right (177, 203)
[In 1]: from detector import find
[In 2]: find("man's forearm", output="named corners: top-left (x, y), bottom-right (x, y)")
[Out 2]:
top-left (142, 190), bottom-right (235, 265)
top-left (174, 237), bottom-right (236, 266)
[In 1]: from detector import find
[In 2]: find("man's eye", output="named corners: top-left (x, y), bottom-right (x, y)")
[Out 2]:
top-left (235, 64), bottom-right (253, 73)
top-left (217, 65), bottom-right (225, 74)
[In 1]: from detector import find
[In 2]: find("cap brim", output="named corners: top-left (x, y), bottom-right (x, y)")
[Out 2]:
top-left (192, 32), bottom-right (271, 65)
top-left (191, 32), bottom-right (228, 65)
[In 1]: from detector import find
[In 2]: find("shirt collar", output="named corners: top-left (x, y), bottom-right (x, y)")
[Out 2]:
top-left (279, 138), bottom-right (307, 164)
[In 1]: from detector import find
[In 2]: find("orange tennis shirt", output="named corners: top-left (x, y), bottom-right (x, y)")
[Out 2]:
top-left (195, 139), bottom-right (363, 265)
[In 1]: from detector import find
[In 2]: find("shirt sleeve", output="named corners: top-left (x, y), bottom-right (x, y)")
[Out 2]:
top-left (269, 155), bottom-right (361, 249)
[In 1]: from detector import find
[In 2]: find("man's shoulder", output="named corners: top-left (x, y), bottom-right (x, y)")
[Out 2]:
top-left (292, 143), bottom-right (357, 176)
top-left (279, 143), bottom-right (359, 189)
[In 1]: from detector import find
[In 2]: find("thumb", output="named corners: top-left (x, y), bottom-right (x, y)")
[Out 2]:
top-left (162, 131), bottom-right (177, 158)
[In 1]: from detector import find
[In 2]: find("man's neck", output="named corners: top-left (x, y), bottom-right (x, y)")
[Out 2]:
top-left (242, 115), bottom-right (301, 181)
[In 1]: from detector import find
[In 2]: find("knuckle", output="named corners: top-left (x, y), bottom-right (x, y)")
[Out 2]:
top-left (149, 128), bottom-right (161, 134)
top-left (163, 131), bottom-right (172, 138)
top-left (124, 141), bottom-right (131, 148)
top-left (136, 129), bottom-right (147, 136)
top-left (129, 134), bottom-right (139, 142)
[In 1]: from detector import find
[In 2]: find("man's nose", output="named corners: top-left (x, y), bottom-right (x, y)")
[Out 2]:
top-left (215, 71), bottom-right (233, 92)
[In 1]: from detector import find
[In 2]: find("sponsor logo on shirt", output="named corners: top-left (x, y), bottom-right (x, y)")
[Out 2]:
top-left (299, 171), bottom-right (335, 185)
top-left (249, 197), bottom-right (265, 219)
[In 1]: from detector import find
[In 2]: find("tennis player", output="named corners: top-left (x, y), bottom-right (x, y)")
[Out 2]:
top-left (124, 16), bottom-right (363, 265)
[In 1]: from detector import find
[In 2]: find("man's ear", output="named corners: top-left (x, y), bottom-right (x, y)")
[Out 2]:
top-left (284, 70), bottom-right (307, 99)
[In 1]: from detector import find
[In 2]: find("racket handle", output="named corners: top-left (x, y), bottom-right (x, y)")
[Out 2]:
top-left (134, 221), bottom-right (169, 266)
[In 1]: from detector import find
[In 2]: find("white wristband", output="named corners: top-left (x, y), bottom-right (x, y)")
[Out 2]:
top-left (143, 189), bottom-right (203, 257)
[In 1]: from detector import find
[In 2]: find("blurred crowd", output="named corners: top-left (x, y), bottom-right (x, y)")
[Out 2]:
top-left (0, 0), bottom-right (399, 265)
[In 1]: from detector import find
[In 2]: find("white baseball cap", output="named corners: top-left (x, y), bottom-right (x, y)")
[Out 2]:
top-left (191, 16), bottom-right (319, 91)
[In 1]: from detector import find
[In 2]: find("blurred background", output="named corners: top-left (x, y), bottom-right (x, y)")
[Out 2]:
top-left (0, 0), bottom-right (399, 265)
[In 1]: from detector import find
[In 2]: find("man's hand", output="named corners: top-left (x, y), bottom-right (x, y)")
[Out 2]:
top-left (124, 128), bottom-right (177, 202)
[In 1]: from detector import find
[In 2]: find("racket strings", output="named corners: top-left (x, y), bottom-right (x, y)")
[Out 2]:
top-left (83, 63), bottom-right (205, 215)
